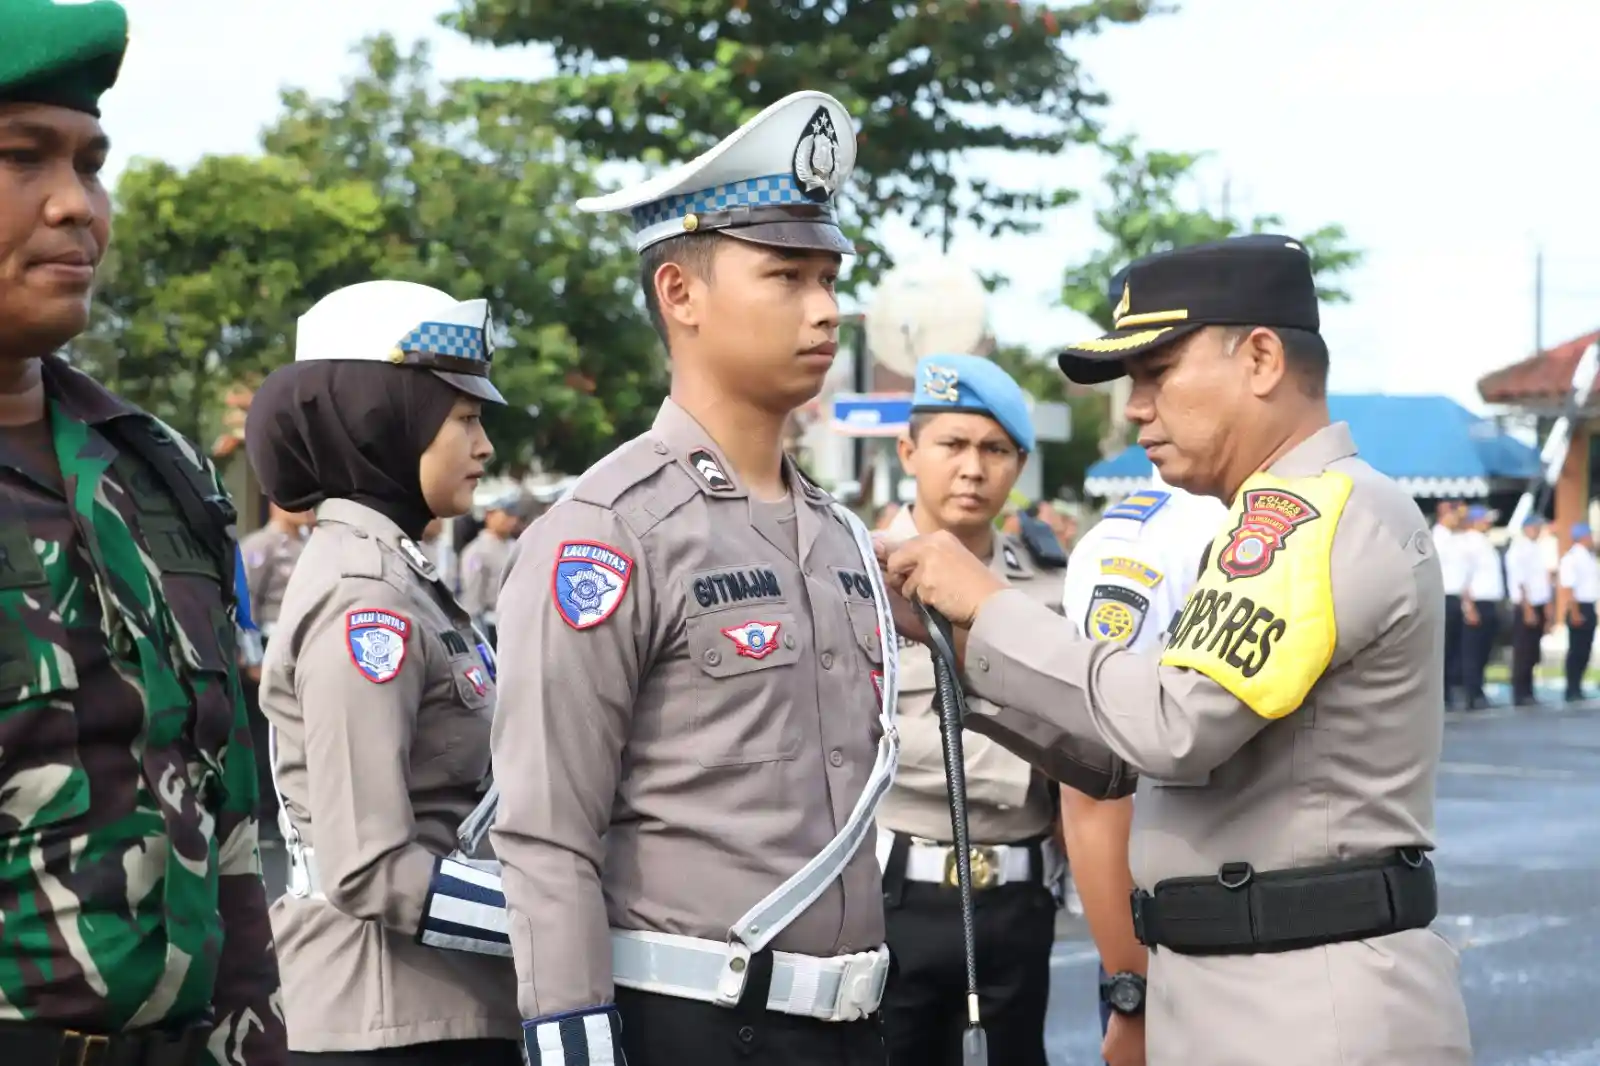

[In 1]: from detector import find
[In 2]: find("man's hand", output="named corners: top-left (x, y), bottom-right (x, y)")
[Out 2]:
top-left (879, 530), bottom-right (1007, 628)
top-left (1102, 1013), bottom-right (1146, 1066)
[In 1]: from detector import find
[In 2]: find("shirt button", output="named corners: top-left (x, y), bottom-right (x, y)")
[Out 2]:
top-left (653, 442), bottom-right (669, 455)
top-left (738, 1026), bottom-right (754, 1043)
top-left (976, 656), bottom-right (989, 672)
top-left (820, 652), bottom-right (834, 670)
top-left (704, 649), bottom-right (722, 666)
top-left (783, 633), bottom-right (796, 649)
top-left (829, 749), bottom-right (843, 767)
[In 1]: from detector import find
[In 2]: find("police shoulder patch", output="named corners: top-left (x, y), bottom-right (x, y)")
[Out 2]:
top-left (346, 608), bottom-right (411, 683)
top-left (1084, 584), bottom-right (1150, 645)
top-left (1102, 491), bottom-right (1171, 524)
top-left (553, 540), bottom-right (635, 630)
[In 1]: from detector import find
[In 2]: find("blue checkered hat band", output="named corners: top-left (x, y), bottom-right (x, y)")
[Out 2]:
top-left (399, 322), bottom-right (488, 362)
top-left (631, 173), bottom-right (829, 229)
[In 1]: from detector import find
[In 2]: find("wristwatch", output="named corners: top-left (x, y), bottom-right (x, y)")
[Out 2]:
top-left (1099, 970), bottom-right (1147, 1016)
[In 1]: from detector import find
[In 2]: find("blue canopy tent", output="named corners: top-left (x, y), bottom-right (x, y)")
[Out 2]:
top-left (1083, 394), bottom-right (1543, 500)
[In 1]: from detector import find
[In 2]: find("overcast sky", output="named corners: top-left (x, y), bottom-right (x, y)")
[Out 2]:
top-left (103, 0), bottom-right (1600, 412)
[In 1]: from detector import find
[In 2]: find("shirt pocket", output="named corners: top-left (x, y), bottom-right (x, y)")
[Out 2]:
top-left (416, 630), bottom-right (495, 787)
top-left (0, 614), bottom-right (90, 831)
top-left (687, 605), bottom-right (804, 768)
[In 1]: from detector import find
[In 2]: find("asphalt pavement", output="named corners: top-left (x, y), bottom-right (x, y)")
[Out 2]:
top-left (259, 701), bottom-right (1600, 1065)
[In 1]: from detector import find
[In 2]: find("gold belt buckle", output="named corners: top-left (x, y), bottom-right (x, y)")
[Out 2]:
top-left (944, 845), bottom-right (1001, 891)
top-left (62, 1030), bottom-right (110, 1066)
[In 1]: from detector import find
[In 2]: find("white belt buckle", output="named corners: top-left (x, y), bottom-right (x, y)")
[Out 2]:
top-left (285, 846), bottom-right (312, 899)
top-left (714, 939), bottom-right (753, 1007)
top-left (827, 949), bottom-right (887, 1023)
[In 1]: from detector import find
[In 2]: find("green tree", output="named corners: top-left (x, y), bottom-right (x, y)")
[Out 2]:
top-left (1061, 135), bottom-right (1363, 329)
top-left (72, 154), bottom-right (394, 443)
top-left (261, 35), bottom-right (664, 474)
top-left (443, 0), bottom-right (1162, 288)
top-left (998, 135), bottom-right (1365, 495)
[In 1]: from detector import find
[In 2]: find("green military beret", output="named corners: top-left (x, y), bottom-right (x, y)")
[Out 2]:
top-left (0, 0), bottom-right (129, 117)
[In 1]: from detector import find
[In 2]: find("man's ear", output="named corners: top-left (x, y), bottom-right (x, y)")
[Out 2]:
top-left (1241, 326), bottom-right (1288, 399)
top-left (896, 432), bottom-right (917, 476)
top-left (655, 261), bottom-right (702, 331)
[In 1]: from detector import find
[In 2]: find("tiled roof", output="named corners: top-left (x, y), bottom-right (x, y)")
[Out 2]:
top-left (1478, 329), bottom-right (1600, 405)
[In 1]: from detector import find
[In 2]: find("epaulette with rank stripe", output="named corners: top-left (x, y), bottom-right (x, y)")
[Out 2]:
top-left (1102, 490), bottom-right (1171, 524)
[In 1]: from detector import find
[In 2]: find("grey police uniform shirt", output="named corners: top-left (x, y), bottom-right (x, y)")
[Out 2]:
top-left (260, 499), bottom-right (519, 1050)
top-left (240, 523), bottom-right (306, 635)
top-left (955, 423), bottom-right (1471, 1066)
top-left (490, 398), bottom-right (894, 1018)
top-left (458, 530), bottom-right (514, 620)
top-left (875, 506), bottom-right (1069, 845)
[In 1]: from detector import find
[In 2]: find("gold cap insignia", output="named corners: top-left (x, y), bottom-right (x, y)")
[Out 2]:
top-left (682, 213), bottom-right (699, 232)
top-left (1112, 281), bottom-right (1131, 324)
top-left (922, 366), bottom-right (960, 403)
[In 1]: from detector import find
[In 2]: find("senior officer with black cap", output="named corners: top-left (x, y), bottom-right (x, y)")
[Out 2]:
top-left (878, 235), bottom-right (1472, 1066)
top-left (876, 354), bottom-right (1114, 1066)
top-left (0, 3), bottom-right (288, 1065)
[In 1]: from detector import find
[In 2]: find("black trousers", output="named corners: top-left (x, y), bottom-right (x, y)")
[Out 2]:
top-left (1511, 603), bottom-right (1547, 703)
top-left (1567, 602), bottom-right (1597, 698)
top-left (1462, 607), bottom-right (1499, 706)
top-left (288, 1039), bottom-right (520, 1066)
top-left (1443, 595), bottom-right (1464, 704)
top-left (881, 879), bottom-right (1055, 1066)
top-left (616, 985), bottom-right (884, 1066)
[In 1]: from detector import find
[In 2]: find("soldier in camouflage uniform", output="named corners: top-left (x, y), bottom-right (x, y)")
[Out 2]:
top-left (0, 3), bottom-right (287, 1064)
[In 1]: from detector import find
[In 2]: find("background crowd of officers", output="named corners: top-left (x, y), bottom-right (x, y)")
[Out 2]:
top-left (1432, 500), bottom-right (1600, 709)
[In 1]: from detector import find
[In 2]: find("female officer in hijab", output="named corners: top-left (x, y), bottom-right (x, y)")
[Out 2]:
top-left (246, 281), bottom-right (520, 1066)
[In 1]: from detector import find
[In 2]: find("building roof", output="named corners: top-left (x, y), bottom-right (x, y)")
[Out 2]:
top-left (1084, 393), bottom-right (1542, 499)
top-left (1478, 329), bottom-right (1600, 406)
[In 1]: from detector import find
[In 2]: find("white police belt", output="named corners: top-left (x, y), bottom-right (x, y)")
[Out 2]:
top-left (876, 828), bottom-right (1049, 889)
top-left (611, 929), bottom-right (890, 1023)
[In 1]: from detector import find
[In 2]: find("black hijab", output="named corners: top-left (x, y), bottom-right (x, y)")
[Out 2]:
top-left (246, 361), bottom-right (463, 541)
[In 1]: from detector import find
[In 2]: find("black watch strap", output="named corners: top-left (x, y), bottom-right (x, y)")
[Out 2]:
top-left (1099, 970), bottom-right (1147, 1016)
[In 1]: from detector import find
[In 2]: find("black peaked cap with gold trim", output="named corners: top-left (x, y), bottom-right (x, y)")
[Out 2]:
top-left (1057, 234), bottom-right (1321, 385)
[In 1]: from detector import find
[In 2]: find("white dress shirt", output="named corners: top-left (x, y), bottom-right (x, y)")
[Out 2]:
top-left (1506, 535), bottom-right (1554, 607)
top-left (1559, 544), bottom-right (1600, 604)
top-left (1432, 524), bottom-right (1470, 596)
top-left (1462, 529), bottom-right (1505, 604)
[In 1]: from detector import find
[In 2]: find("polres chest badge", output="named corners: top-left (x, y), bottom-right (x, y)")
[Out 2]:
top-left (722, 620), bottom-right (782, 660)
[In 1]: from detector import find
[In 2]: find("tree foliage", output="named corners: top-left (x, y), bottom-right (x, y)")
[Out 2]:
top-left (83, 35), bottom-right (665, 473)
top-left (1061, 135), bottom-right (1364, 329)
top-left (444, 0), bottom-right (1162, 287)
top-left (73, 155), bottom-right (393, 443)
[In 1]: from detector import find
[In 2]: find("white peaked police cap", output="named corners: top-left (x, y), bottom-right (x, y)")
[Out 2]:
top-left (294, 280), bottom-right (505, 405)
top-left (575, 90), bottom-right (858, 255)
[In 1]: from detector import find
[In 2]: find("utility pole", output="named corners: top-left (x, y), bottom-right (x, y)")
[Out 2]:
top-left (1534, 245), bottom-right (1545, 358)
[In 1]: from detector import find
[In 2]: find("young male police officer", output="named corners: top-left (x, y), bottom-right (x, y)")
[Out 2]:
top-left (0, 3), bottom-right (285, 1063)
top-left (1060, 470), bottom-right (1225, 1066)
top-left (882, 235), bottom-right (1472, 1066)
top-left (876, 354), bottom-right (1113, 1066)
top-left (490, 92), bottom-right (914, 1066)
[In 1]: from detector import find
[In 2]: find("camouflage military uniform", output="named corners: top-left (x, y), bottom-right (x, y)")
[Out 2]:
top-left (0, 356), bottom-right (285, 1064)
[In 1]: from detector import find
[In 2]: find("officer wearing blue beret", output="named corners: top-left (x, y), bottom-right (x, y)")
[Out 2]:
top-left (875, 354), bottom-right (1131, 1066)
top-left (0, 2), bottom-right (287, 1065)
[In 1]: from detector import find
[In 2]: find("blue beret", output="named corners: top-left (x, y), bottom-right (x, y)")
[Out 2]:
top-left (0, 0), bottom-right (127, 117)
top-left (1573, 523), bottom-right (1591, 540)
top-left (911, 354), bottom-right (1035, 453)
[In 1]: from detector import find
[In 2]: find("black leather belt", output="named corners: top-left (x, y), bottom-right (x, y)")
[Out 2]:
top-left (0, 1020), bottom-right (212, 1066)
top-left (1131, 848), bottom-right (1438, 956)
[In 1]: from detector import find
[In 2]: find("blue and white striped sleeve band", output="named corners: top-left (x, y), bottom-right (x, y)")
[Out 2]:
top-left (417, 855), bottom-right (511, 956)
top-left (524, 1006), bottom-right (627, 1066)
